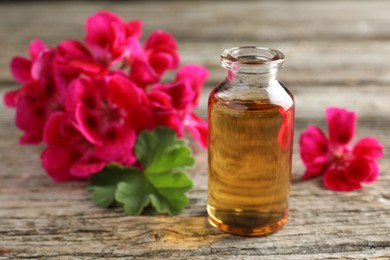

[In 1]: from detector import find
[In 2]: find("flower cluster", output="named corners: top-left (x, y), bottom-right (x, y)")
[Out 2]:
top-left (300, 107), bottom-right (383, 191)
top-left (5, 11), bottom-right (208, 181)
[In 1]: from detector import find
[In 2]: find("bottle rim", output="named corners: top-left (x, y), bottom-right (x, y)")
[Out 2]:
top-left (221, 46), bottom-right (285, 73)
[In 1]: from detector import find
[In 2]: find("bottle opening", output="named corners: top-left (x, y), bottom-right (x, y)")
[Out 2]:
top-left (221, 46), bottom-right (285, 74)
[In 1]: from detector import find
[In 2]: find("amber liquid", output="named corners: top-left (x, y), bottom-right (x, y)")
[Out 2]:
top-left (208, 92), bottom-right (294, 236)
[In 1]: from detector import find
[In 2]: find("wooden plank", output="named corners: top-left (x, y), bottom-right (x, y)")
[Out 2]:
top-left (1, 84), bottom-right (390, 258)
top-left (3, 40), bottom-right (390, 86)
top-left (1, 1), bottom-right (390, 84)
top-left (0, 115), bottom-right (389, 259)
top-left (1, 126), bottom-right (389, 253)
top-left (1, 1), bottom-right (390, 43)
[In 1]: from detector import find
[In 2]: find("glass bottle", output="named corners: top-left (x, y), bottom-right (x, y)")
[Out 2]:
top-left (207, 46), bottom-right (294, 236)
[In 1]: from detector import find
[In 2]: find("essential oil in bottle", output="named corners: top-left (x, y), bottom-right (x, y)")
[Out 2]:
top-left (207, 47), bottom-right (294, 236)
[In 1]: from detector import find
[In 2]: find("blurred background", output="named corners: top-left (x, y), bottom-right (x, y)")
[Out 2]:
top-left (1, 1), bottom-right (389, 119)
top-left (1, 0), bottom-right (389, 171)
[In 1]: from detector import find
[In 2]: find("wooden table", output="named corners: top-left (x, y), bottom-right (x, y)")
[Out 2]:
top-left (1, 1), bottom-right (389, 259)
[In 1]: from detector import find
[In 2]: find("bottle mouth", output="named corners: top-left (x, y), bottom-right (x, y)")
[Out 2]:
top-left (221, 46), bottom-right (285, 73)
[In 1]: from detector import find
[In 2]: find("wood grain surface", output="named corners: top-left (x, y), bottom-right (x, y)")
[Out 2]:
top-left (1, 1), bottom-right (389, 259)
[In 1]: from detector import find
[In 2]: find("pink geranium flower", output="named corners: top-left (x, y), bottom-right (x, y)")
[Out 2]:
top-left (42, 111), bottom-right (136, 181)
top-left (4, 11), bottom-right (209, 182)
top-left (4, 40), bottom-right (66, 144)
top-left (41, 75), bottom-right (144, 180)
top-left (55, 11), bottom-right (142, 78)
top-left (151, 64), bottom-right (209, 147)
top-left (300, 107), bottom-right (383, 191)
top-left (130, 30), bottom-right (179, 86)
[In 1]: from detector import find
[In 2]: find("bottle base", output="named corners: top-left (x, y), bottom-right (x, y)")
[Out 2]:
top-left (207, 206), bottom-right (288, 237)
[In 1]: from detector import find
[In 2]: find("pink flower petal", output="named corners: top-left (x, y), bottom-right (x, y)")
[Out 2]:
top-left (4, 89), bottom-right (20, 107)
top-left (31, 49), bottom-right (54, 81)
top-left (125, 106), bottom-right (156, 133)
top-left (345, 157), bottom-right (379, 184)
top-left (184, 112), bottom-right (208, 148)
top-left (299, 126), bottom-right (329, 167)
top-left (109, 21), bottom-right (128, 63)
top-left (41, 146), bottom-right (80, 182)
top-left (145, 30), bottom-right (177, 51)
top-left (124, 37), bottom-right (143, 62)
top-left (149, 64), bottom-right (208, 111)
top-left (152, 82), bottom-right (194, 110)
top-left (148, 89), bottom-right (173, 109)
top-left (302, 162), bottom-right (329, 179)
top-left (323, 168), bottom-right (362, 191)
top-left (326, 107), bottom-right (356, 146)
top-left (85, 11), bottom-right (124, 61)
top-left (85, 11), bottom-right (122, 46)
top-left (129, 31), bottom-right (180, 85)
top-left (74, 103), bottom-right (103, 145)
top-left (56, 40), bottom-right (93, 63)
top-left (44, 112), bottom-right (80, 146)
top-left (124, 20), bottom-right (143, 38)
top-left (29, 39), bottom-right (46, 60)
top-left (363, 163), bottom-right (380, 183)
top-left (130, 59), bottom-right (159, 85)
top-left (149, 52), bottom-right (176, 74)
top-left (56, 40), bottom-right (105, 76)
top-left (93, 126), bottom-right (136, 165)
top-left (176, 64), bottom-right (209, 108)
top-left (52, 64), bottom-right (79, 91)
top-left (20, 131), bottom-right (43, 145)
top-left (106, 74), bottom-right (156, 133)
top-left (43, 112), bottom-right (67, 145)
top-left (15, 98), bottom-right (47, 135)
top-left (69, 60), bottom-right (106, 76)
top-left (144, 30), bottom-right (180, 77)
top-left (70, 161), bottom-right (106, 177)
top-left (352, 137), bottom-right (383, 160)
top-left (107, 74), bottom-right (142, 111)
top-left (10, 57), bottom-right (32, 83)
top-left (164, 114), bottom-right (186, 137)
top-left (65, 78), bottom-right (102, 114)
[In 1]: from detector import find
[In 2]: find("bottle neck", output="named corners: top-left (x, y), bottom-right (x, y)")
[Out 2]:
top-left (221, 46), bottom-right (284, 86)
top-left (226, 69), bottom-right (278, 86)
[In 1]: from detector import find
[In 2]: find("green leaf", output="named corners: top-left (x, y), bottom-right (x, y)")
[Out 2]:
top-left (135, 127), bottom-right (195, 174)
top-left (88, 164), bottom-right (138, 208)
top-left (148, 171), bottom-right (193, 215)
top-left (87, 127), bottom-right (195, 215)
top-left (115, 172), bottom-right (153, 215)
top-left (115, 170), bottom-right (193, 215)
